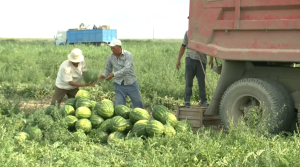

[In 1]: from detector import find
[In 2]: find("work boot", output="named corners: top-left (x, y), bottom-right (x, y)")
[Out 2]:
top-left (184, 102), bottom-right (191, 108)
top-left (199, 101), bottom-right (209, 107)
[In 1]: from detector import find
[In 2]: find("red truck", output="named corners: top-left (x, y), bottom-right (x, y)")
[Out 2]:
top-left (188, 0), bottom-right (300, 133)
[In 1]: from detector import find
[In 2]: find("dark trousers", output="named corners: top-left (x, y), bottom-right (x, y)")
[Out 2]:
top-left (184, 57), bottom-right (207, 103)
top-left (113, 81), bottom-right (143, 109)
top-left (50, 86), bottom-right (79, 107)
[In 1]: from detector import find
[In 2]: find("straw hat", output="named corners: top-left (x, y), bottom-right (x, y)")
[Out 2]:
top-left (68, 48), bottom-right (84, 63)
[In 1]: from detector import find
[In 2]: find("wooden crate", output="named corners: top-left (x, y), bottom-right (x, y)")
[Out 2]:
top-left (176, 105), bottom-right (221, 132)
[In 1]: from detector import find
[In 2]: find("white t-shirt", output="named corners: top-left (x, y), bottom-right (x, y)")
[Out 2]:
top-left (55, 60), bottom-right (87, 90)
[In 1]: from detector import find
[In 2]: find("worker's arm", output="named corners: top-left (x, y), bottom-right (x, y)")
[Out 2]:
top-left (99, 55), bottom-right (113, 81)
top-left (176, 45), bottom-right (186, 70)
top-left (68, 81), bottom-right (94, 87)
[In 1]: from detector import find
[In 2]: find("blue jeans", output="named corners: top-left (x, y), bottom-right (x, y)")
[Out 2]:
top-left (184, 57), bottom-right (207, 104)
top-left (113, 81), bottom-right (143, 109)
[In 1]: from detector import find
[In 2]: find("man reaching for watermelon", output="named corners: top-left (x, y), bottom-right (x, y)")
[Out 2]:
top-left (98, 39), bottom-right (144, 109)
top-left (50, 48), bottom-right (95, 107)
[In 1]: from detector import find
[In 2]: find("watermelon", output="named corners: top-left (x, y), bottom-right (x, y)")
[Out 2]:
top-left (129, 108), bottom-right (150, 124)
top-left (163, 113), bottom-right (178, 127)
top-left (146, 120), bottom-right (164, 137)
top-left (107, 131), bottom-right (125, 144)
top-left (98, 131), bottom-right (109, 144)
top-left (115, 105), bottom-right (131, 119)
top-left (37, 115), bottom-right (54, 130)
top-left (89, 114), bottom-right (104, 128)
top-left (124, 119), bottom-right (133, 133)
top-left (110, 116), bottom-right (128, 132)
top-left (75, 90), bottom-right (90, 99)
top-left (60, 105), bottom-right (75, 116)
top-left (75, 98), bottom-right (91, 109)
top-left (75, 119), bottom-right (92, 133)
top-left (25, 126), bottom-right (43, 141)
top-left (99, 119), bottom-right (112, 133)
top-left (175, 120), bottom-right (193, 133)
top-left (95, 101), bottom-right (114, 119)
top-left (75, 106), bottom-right (92, 119)
top-left (15, 132), bottom-right (29, 141)
top-left (164, 124), bottom-right (176, 136)
top-left (83, 70), bottom-right (99, 83)
top-left (45, 105), bottom-right (58, 115)
top-left (131, 120), bottom-right (148, 137)
top-left (64, 115), bottom-right (78, 129)
top-left (102, 99), bottom-right (114, 106)
top-left (152, 105), bottom-right (169, 123)
top-left (89, 100), bottom-right (97, 111)
top-left (73, 130), bottom-right (87, 142)
top-left (65, 98), bottom-right (77, 107)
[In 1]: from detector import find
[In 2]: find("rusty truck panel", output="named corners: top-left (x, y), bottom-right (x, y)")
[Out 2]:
top-left (188, 0), bottom-right (300, 62)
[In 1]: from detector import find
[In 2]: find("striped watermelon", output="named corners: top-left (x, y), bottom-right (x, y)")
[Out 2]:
top-left (163, 113), bottom-right (178, 127)
top-left (146, 120), bottom-right (164, 137)
top-left (89, 114), bottom-right (104, 128)
top-left (60, 105), bottom-right (75, 116)
top-left (175, 120), bottom-right (193, 133)
top-left (37, 115), bottom-right (54, 130)
top-left (64, 115), bottom-right (78, 129)
top-left (99, 119), bottom-right (112, 133)
top-left (152, 105), bottom-right (169, 123)
top-left (75, 90), bottom-right (90, 99)
top-left (115, 105), bottom-right (131, 119)
top-left (102, 99), bottom-right (114, 106)
top-left (95, 101), bottom-right (114, 119)
top-left (83, 70), bottom-right (99, 83)
top-left (129, 108), bottom-right (150, 124)
top-left (98, 131), bottom-right (109, 144)
top-left (131, 120), bottom-right (148, 137)
top-left (65, 98), bottom-right (77, 107)
top-left (124, 119), bottom-right (133, 133)
top-left (75, 119), bottom-right (92, 133)
top-left (164, 124), bottom-right (176, 136)
top-left (89, 100), bottom-right (97, 111)
top-left (75, 98), bottom-right (91, 109)
top-left (25, 126), bottom-right (43, 141)
top-left (110, 116), bottom-right (128, 132)
top-left (15, 132), bottom-right (29, 141)
top-left (75, 106), bottom-right (92, 119)
top-left (107, 131), bottom-right (125, 144)
top-left (45, 105), bottom-right (58, 115)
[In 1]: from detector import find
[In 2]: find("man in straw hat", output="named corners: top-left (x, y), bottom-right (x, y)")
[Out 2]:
top-left (98, 39), bottom-right (143, 109)
top-left (50, 48), bottom-right (95, 107)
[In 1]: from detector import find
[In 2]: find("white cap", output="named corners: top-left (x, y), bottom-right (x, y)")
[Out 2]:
top-left (109, 39), bottom-right (122, 47)
top-left (68, 48), bottom-right (84, 63)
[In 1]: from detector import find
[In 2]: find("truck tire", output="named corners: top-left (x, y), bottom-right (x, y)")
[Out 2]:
top-left (219, 78), bottom-right (291, 134)
top-left (262, 79), bottom-right (295, 132)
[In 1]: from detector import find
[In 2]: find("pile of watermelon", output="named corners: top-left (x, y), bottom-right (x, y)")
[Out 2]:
top-left (16, 90), bottom-right (193, 144)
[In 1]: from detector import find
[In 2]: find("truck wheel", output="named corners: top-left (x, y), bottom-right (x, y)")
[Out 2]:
top-left (263, 79), bottom-right (295, 132)
top-left (219, 78), bottom-right (291, 134)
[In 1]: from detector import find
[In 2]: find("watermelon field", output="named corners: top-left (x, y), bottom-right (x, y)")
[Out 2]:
top-left (1, 39), bottom-right (300, 166)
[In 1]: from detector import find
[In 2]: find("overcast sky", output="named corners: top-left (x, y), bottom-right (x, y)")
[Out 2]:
top-left (0, 0), bottom-right (190, 39)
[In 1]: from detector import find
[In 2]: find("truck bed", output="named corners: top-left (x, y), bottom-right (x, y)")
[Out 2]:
top-left (188, 0), bottom-right (300, 62)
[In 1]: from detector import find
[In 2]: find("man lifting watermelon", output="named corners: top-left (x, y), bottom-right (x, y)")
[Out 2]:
top-left (50, 48), bottom-right (95, 107)
top-left (98, 39), bottom-right (144, 109)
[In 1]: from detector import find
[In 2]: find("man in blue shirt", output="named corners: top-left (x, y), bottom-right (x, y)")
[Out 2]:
top-left (98, 39), bottom-right (143, 109)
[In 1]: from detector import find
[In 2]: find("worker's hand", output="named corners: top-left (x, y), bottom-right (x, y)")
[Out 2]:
top-left (98, 75), bottom-right (105, 82)
top-left (86, 82), bottom-right (96, 87)
top-left (176, 60), bottom-right (181, 70)
top-left (209, 57), bottom-right (214, 69)
top-left (106, 73), bottom-right (114, 81)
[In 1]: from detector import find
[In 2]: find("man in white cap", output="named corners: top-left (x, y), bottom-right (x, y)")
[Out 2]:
top-left (50, 48), bottom-right (95, 107)
top-left (98, 39), bottom-right (143, 109)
